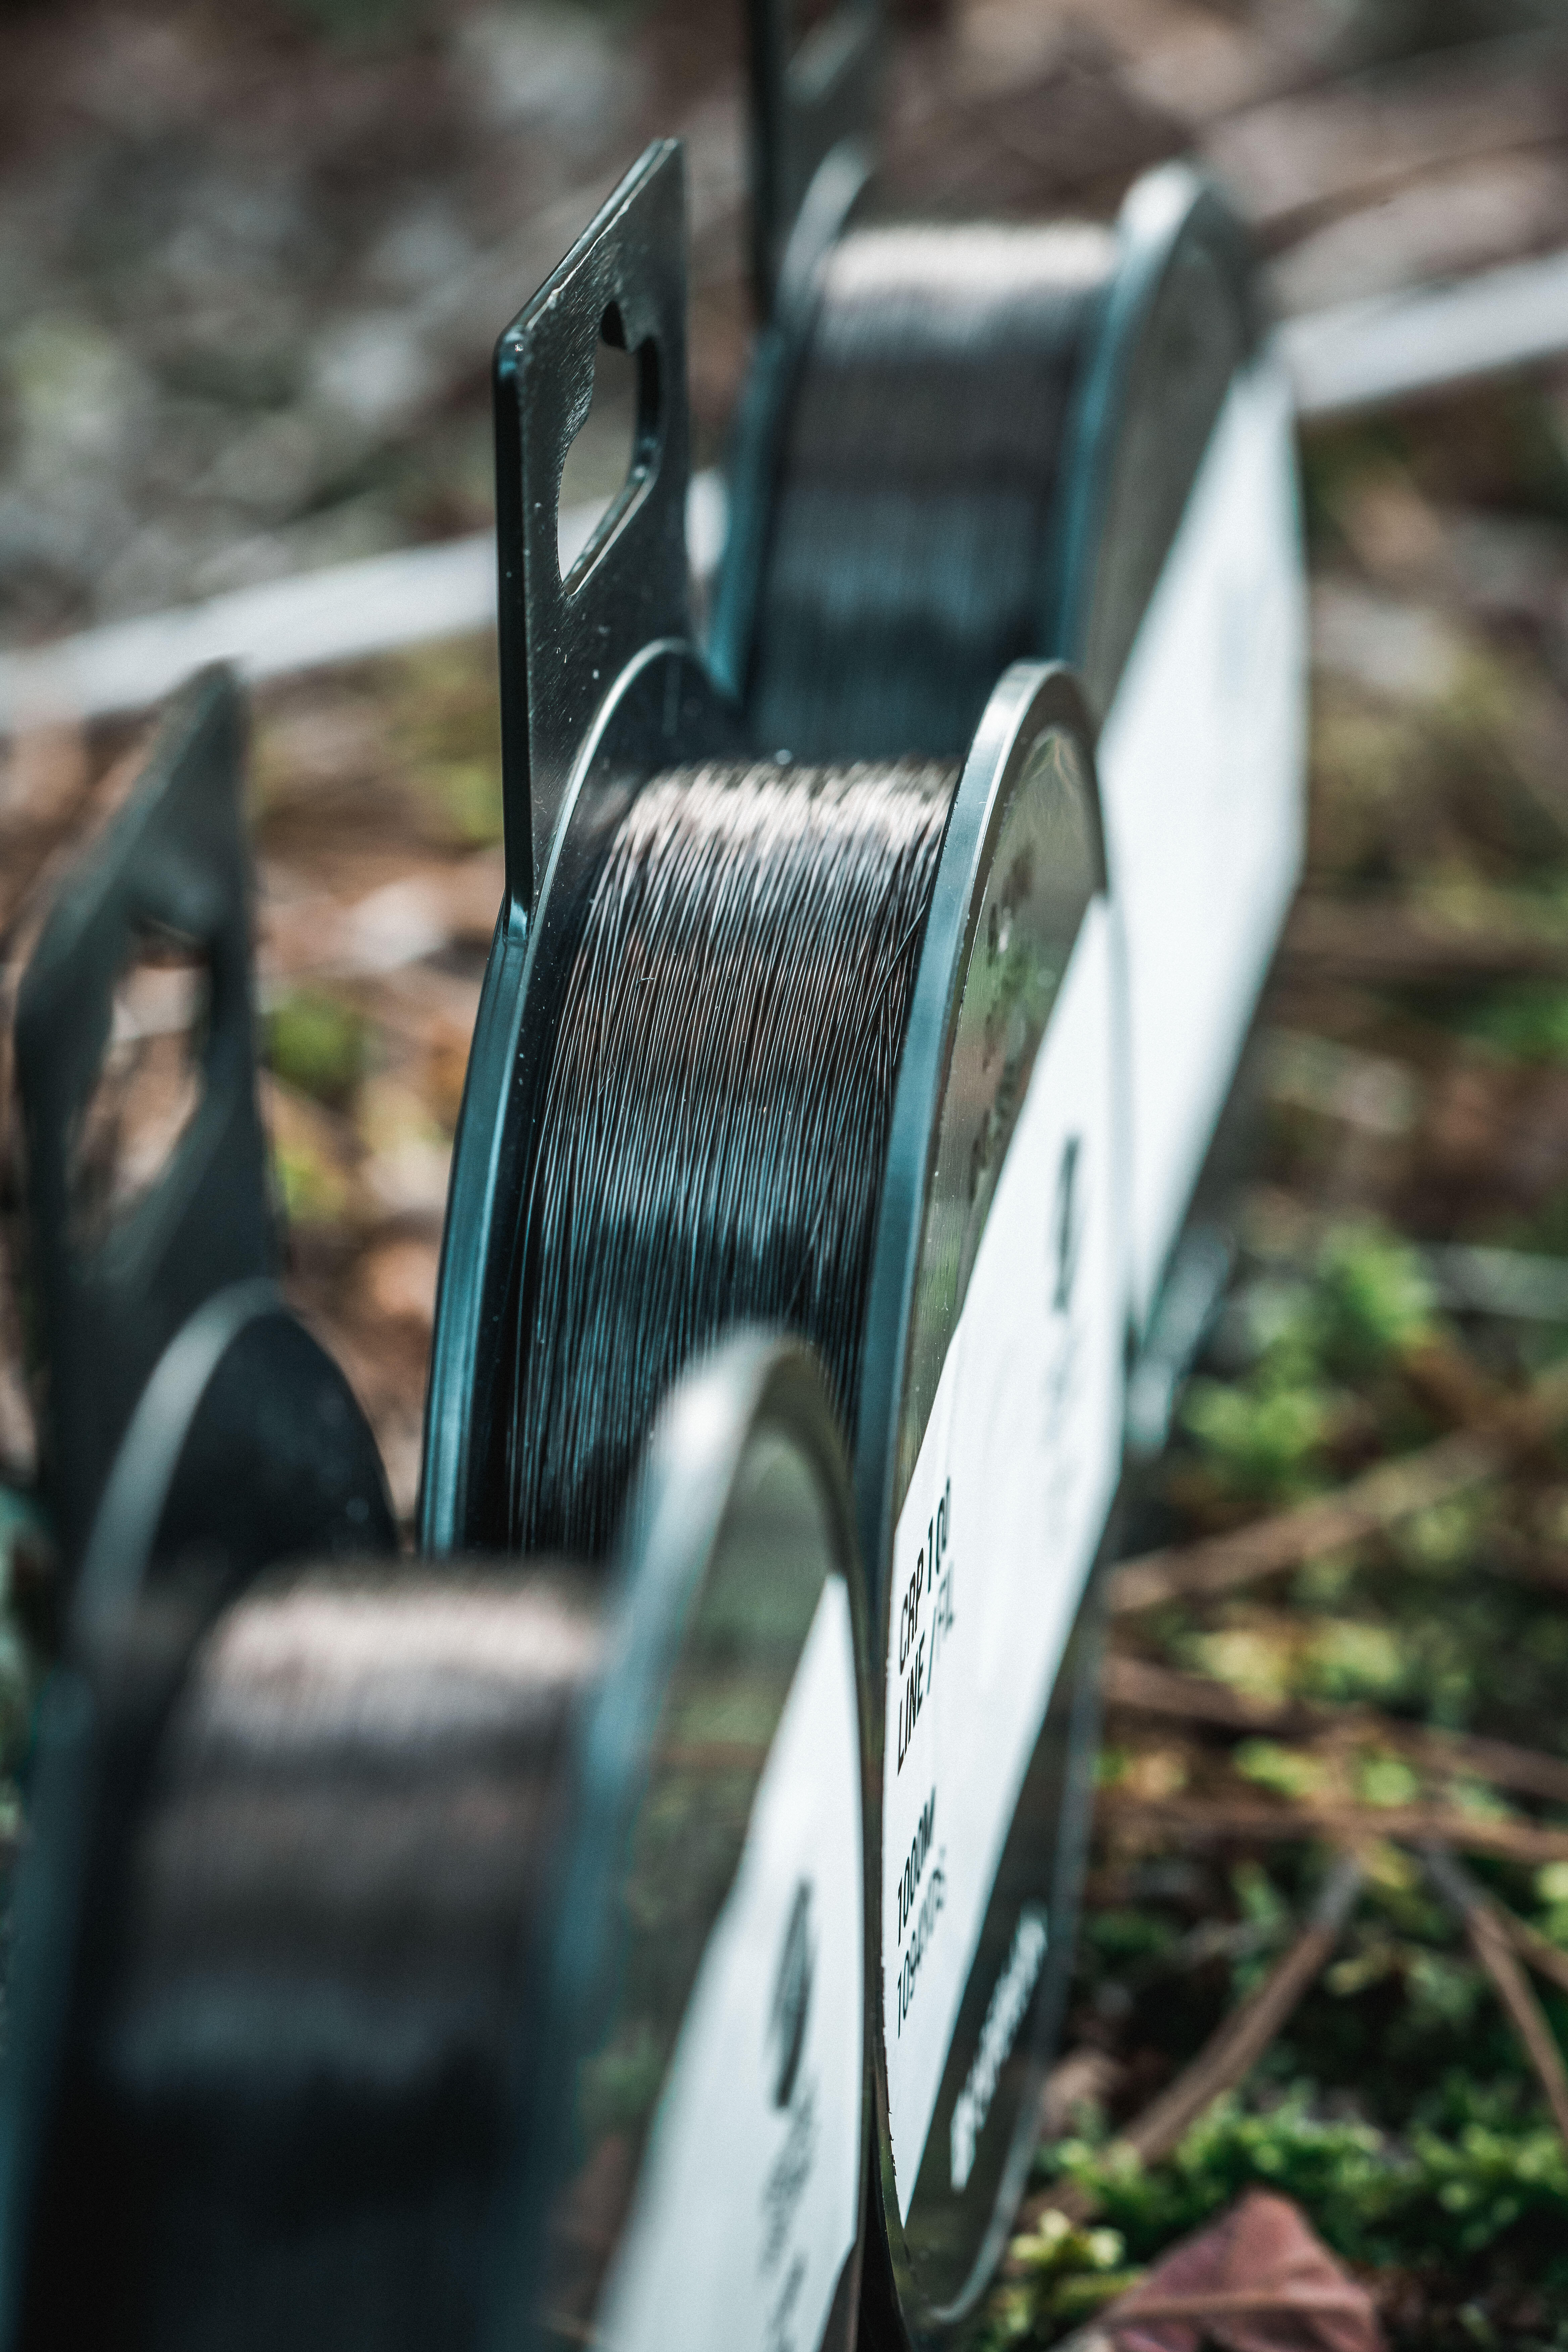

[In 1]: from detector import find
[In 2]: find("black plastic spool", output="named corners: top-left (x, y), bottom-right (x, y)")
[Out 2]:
top-left (850, 662), bottom-right (1118, 2333)
top-left (13, 665), bottom-right (395, 1599)
top-left (514, 1334), bottom-right (869, 2352)
top-left (0, 665), bottom-right (396, 2352)
top-left (421, 140), bottom-right (1125, 2342)
top-left (746, 0), bottom-right (880, 323)
top-left (717, 23), bottom-right (1304, 2319)
top-left (711, 2), bottom-right (1258, 762)
top-left (422, 140), bottom-right (741, 1547)
top-left (0, 1334), bottom-right (869, 2352)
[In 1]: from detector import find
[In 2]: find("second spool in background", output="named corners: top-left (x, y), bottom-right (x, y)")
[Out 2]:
top-left (715, 0), bottom-right (1307, 1348)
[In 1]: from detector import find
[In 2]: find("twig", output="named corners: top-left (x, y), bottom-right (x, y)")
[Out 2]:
top-left (1108, 1359), bottom-right (1568, 1616)
top-left (1101, 2289), bottom-right (1369, 2321)
top-left (1102, 1652), bottom-right (1568, 1807)
top-left (1020, 1858), bottom-right (1363, 2234)
top-left (1122, 1857), bottom-right (1364, 2170)
top-left (1422, 1844), bottom-right (1568, 2148)
top-left (1490, 1900), bottom-right (1568, 2002)
top-left (1097, 1793), bottom-right (1568, 1866)
top-left (1482, 1526), bottom-right (1568, 1599)
top-left (1398, 1335), bottom-right (1505, 1432)
top-left (1281, 893), bottom-right (1568, 987)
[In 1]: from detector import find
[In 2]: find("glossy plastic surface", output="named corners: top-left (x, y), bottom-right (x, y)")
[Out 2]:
top-left (854, 664), bottom-right (1120, 2331)
top-left (15, 666), bottom-right (275, 1573)
top-left (423, 142), bottom-right (740, 1548)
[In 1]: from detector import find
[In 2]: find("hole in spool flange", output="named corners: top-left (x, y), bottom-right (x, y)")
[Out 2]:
top-left (558, 303), bottom-right (660, 582)
top-left (68, 926), bottom-right (210, 1248)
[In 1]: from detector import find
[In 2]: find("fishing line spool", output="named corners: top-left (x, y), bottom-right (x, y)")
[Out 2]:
top-left (717, 0), bottom-right (1307, 1344)
top-left (0, 665), bottom-right (399, 2352)
top-left (746, 0), bottom-right (879, 322)
top-left (421, 140), bottom-right (1127, 2337)
top-left (0, 1334), bottom-right (868, 2352)
top-left (14, 664), bottom-right (396, 1603)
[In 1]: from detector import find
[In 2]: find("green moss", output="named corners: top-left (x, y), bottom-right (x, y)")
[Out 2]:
top-left (970, 2213), bottom-right (1139, 2349)
top-left (1456, 985), bottom-right (1568, 1065)
top-left (1300, 1617), bottom-right (1408, 1705)
top-left (389, 643), bottom-right (505, 847)
top-left (1234, 1741), bottom-right (1329, 1801)
top-left (267, 990), bottom-right (368, 1108)
top-left (1232, 1860), bottom-right (1291, 1934)
top-left (1315, 1224), bottom-right (1437, 1375)
top-left (978, 2080), bottom-right (1568, 2345)
top-left (1356, 1751), bottom-right (1424, 1807)
top-left (1179, 1377), bottom-right (1331, 1504)
top-left (1086, 1909), bottom-right (1178, 1965)
top-left (273, 1140), bottom-right (350, 1225)
top-left (1176, 1224), bottom-right (1441, 1510)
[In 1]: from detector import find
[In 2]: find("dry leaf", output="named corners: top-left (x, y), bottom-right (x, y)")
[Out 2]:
top-left (1106, 2191), bottom-right (1381, 2352)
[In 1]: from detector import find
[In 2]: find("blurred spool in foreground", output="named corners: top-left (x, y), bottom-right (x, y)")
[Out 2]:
top-left (12, 664), bottom-right (396, 1612)
top-left (1, 1335), bottom-right (869, 2352)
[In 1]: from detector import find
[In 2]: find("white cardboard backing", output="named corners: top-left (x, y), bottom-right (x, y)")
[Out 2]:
top-left (595, 1576), bottom-right (865, 2352)
top-left (881, 899), bottom-right (1123, 2217)
top-left (1095, 350), bottom-right (1307, 1333)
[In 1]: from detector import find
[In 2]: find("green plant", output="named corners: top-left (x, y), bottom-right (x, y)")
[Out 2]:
top-left (390, 644), bottom-right (505, 848)
top-left (1314, 1223), bottom-right (1437, 1377)
top-left (267, 989), bottom-right (368, 1107)
top-left (1180, 1376), bottom-right (1331, 1503)
top-left (969, 2211), bottom-right (1140, 2349)
top-left (1035, 2080), bottom-right (1568, 2281)
top-left (1177, 1225), bottom-right (1439, 1508)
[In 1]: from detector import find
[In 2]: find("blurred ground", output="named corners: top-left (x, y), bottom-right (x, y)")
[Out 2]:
top-left (10, 0), bottom-right (1568, 1511)
top-left (9, 0), bottom-right (1568, 647)
top-left (10, 0), bottom-right (1568, 2339)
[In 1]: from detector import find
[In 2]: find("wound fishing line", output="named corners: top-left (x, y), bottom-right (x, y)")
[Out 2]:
top-left (712, 157), bottom-right (1256, 764)
top-left (3, 1338), bottom-right (869, 2352)
top-left (735, 223), bottom-right (1118, 762)
top-left (505, 753), bottom-right (958, 1559)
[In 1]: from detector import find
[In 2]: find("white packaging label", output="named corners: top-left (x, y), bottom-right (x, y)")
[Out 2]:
top-left (595, 1576), bottom-right (864, 2352)
top-left (881, 900), bottom-right (1123, 2216)
top-left (1096, 351), bottom-right (1308, 1332)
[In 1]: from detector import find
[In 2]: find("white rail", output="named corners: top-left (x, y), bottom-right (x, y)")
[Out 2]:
top-left (1283, 244), bottom-right (1568, 419)
top-left (0, 476), bottom-right (729, 733)
top-left (8, 246), bottom-right (1568, 734)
